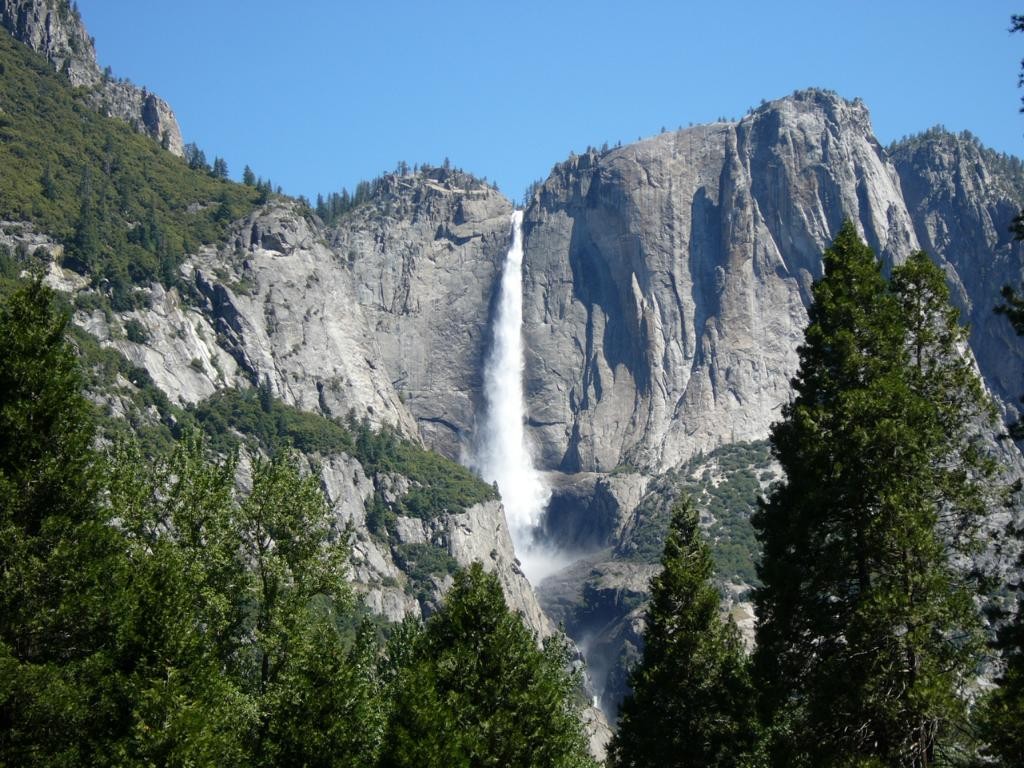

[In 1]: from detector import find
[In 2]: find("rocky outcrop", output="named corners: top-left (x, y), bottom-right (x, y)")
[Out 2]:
top-left (541, 470), bottom-right (649, 551)
top-left (522, 90), bottom-right (921, 473)
top-left (333, 169), bottom-right (515, 458)
top-left (890, 130), bottom-right (1024, 413)
top-left (88, 80), bottom-right (185, 157)
top-left (317, 452), bottom-right (548, 632)
top-left (1, 0), bottom-right (184, 155)
top-left (188, 200), bottom-right (419, 436)
top-left (1, 0), bottom-right (96, 85)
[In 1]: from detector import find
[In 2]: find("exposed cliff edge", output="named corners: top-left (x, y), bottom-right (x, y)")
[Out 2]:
top-left (521, 90), bottom-right (927, 474)
top-left (1, 0), bottom-right (184, 155)
top-left (331, 168), bottom-right (514, 458)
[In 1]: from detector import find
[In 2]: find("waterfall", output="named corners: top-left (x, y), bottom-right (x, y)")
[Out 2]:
top-left (474, 211), bottom-right (555, 582)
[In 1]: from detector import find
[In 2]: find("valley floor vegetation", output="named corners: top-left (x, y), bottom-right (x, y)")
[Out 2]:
top-left (0, 277), bottom-right (597, 768)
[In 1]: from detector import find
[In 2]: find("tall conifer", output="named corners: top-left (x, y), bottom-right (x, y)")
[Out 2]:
top-left (753, 224), bottom-right (994, 767)
top-left (609, 498), bottom-right (758, 768)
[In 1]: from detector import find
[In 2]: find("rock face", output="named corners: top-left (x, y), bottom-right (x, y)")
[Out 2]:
top-left (333, 168), bottom-right (515, 458)
top-left (189, 200), bottom-right (419, 437)
top-left (317, 451), bottom-right (547, 632)
top-left (89, 79), bottom-right (185, 157)
top-left (42, 187), bottom-right (549, 637)
top-left (0, 0), bottom-right (95, 85)
top-left (1, 0), bottom-right (184, 155)
top-left (522, 90), bottom-right (921, 473)
top-left (890, 130), bottom-right (1024, 412)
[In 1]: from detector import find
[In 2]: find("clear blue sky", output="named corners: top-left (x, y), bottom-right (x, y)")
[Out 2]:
top-left (78, 1), bottom-right (1024, 204)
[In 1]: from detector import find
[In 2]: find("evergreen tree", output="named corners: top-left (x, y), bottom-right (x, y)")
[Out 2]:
top-left (40, 162), bottom-right (56, 200)
top-left (0, 279), bottom-right (128, 765)
top-left (184, 142), bottom-right (209, 172)
top-left (70, 169), bottom-right (100, 273)
top-left (108, 436), bottom-right (362, 767)
top-left (212, 156), bottom-right (229, 180)
top-left (106, 434), bottom-right (255, 767)
top-left (609, 497), bottom-right (758, 768)
top-left (381, 563), bottom-right (596, 768)
top-left (753, 224), bottom-right (994, 767)
top-left (256, 179), bottom-right (271, 205)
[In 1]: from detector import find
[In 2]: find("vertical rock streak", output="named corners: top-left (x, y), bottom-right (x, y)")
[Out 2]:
top-left (476, 211), bottom-right (550, 579)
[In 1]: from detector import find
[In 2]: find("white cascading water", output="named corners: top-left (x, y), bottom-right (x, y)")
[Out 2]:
top-left (475, 210), bottom-right (557, 583)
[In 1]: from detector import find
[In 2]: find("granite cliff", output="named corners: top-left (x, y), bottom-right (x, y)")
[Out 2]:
top-left (331, 169), bottom-right (515, 456)
top-left (518, 90), bottom-right (1021, 476)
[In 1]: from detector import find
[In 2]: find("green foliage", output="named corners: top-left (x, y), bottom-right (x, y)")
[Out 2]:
top-left (0, 284), bottom-right (381, 764)
top-left (618, 442), bottom-right (772, 587)
top-left (192, 386), bottom-right (355, 456)
top-left (122, 317), bottom-right (149, 343)
top-left (609, 498), bottom-right (759, 768)
top-left (381, 563), bottom-right (597, 768)
top-left (0, 32), bottom-right (259, 301)
top-left (100, 432), bottom-right (382, 767)
top-left (392, 543), bottom-right (460, 605)
top-left (0, 279), bottom-right (97, 533)
top-left (192, 389), bottom-right (496, 519)
top-left (0, 279), bottom-right (134, 765)
top-left (752, 224), bottom-right (996, 766)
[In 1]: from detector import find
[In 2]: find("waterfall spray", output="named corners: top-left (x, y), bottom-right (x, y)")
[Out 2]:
top-left (475, 211), bottom-right (556, 582)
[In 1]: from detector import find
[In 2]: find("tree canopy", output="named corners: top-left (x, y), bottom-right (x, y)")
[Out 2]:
top-left (609, 497), bottom-right (758, 768)
top-left (753, 223), bottom-right (995, 767)
top-left (381, 562), bottom-right (596, 768)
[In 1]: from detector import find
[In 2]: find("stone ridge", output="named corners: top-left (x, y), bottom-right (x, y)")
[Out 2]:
top-left (520, 88), bottom-right (1006, 473)
top-left (1, 0), bottom-right (184, 155)
top-left (332, 167), bottom-right (515, 460)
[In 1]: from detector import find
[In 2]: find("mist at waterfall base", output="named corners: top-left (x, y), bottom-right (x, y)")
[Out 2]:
top-left (473, 212), bottom-right (572, 584)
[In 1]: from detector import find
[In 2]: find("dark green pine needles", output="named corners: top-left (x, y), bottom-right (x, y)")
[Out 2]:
top-left (609, 497), bottom-right (759, 768)
top-left (753, 222), bottom-right (996, 767)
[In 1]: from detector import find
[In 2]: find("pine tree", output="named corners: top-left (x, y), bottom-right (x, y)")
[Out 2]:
top-left (70, 168), bottom-right (100, 273)
top-left (381, 563), bottom-right (596, 768)
top-left (609, 497), bottom-right (758, 768)
top-left (752, 224), bottom-right (995, 767)
top-left (211, 156), bottom-right (229, 180)
top-left (106, 434), bottom-right (255, 766)
top-left (107, 435), bottom-right (365, 767)
top-left (0, 279), bottom-right (127, 764)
